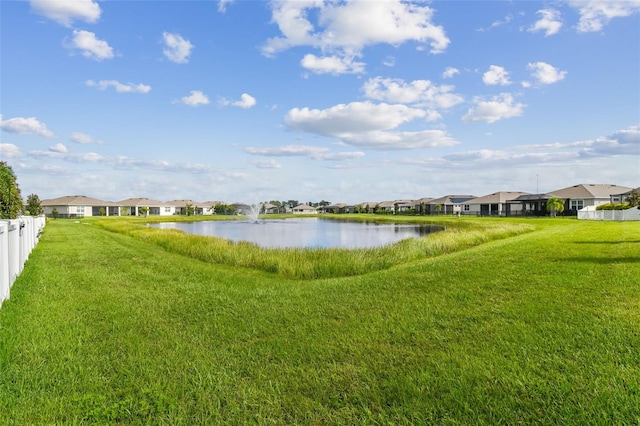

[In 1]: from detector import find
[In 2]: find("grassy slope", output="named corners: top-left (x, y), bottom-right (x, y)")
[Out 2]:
top-left (0, 218), bottom-right (638, 424)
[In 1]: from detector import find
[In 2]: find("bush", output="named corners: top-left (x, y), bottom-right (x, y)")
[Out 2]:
top-left (596, 203), bottom-right (631, 211)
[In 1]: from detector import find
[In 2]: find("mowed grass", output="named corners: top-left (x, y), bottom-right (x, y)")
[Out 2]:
top-left (0, 217), bottom-right (639, 424)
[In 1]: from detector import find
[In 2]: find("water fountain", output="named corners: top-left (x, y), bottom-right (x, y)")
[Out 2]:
top-left (246, 203), bottom-right (262, 223)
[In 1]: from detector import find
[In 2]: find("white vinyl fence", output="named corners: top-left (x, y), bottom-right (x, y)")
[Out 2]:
top-left (578, 206), bottom-right (640, 221)
top-left (0, 216), bottom-right (46, 308)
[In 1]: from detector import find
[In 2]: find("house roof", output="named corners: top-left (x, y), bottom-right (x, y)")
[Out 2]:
top-left (292, 204), bottom-right (317, 210)
top-left (165, 199), bottom-right (202, 207)
top-left (467, 191), bottom-right (529, 204)
top-left (42, 195), bottom-right (117, 206)
top-left (508, 193), bottom-right (554, 202)
top-left (415, 197), bottom-right (434, 204)
top-left (199, 201), bottom-right (222, 207)
top-left (429, 195), bottom-right (476, 205)
top-left (550, 184), bottom-right (633, 199)
top-left (118, 197), bottom-right (167, 206)
top-left (612, 187), bottom-right (640, 197)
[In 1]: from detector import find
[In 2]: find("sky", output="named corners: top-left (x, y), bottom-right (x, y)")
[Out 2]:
top-left (1, 0), bottom-right (639, 205)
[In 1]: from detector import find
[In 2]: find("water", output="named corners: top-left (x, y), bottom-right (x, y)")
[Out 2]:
top-left (151, 217), bottom-right (443, 249)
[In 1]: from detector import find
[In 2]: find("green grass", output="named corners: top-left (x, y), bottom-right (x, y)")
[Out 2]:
top-left (0, 216), bottom-right (639, 424)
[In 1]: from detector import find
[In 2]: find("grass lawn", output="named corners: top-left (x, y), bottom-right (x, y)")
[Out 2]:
top-left (0, 216), bottom-right (638, 424)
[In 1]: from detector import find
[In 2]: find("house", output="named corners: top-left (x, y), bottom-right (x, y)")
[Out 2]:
top-left (463, 191), bottom-right (529, 216)
top-left (118, 197), bottom-right (171, 216)
top-left (261, 203), bottom-right (280, 214)
top-left (375, 201), bottom-right (397, 213)
top-left (323, 203), bottom-right (352, 214)
top-left (611, 187), bottom-right (640, 204)
top-left (292, 204), bottom-right (318, 214)
top-left (507, 193), bottom-right (554, 216)
top-left (550, 183), bottom-right (633, 215)
top-left (41, 195), bottom-right (120, 218)
top-left (414, 197), bottom-right (434, 215)
top-left (199, 201), bottom-right (222, 215)
top-left (355, 202), bottom-right (378, 214)
top-left (165, 199), bottom-right (204, 215)
top-left (426, 195), bottom-right (476, 215)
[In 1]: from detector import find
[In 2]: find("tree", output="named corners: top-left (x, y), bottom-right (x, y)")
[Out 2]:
top-left (625, 189), bottom-right (640, 207)
top-left (546, 196), bottom-right (565, 217)
top-left (435, 204), bottom-right (442, 215)
top-left (120, 207), bottom-right (129, 216)
top-left (51, 207), bottom-right (59, 219)
top-left (184, 203), bottom-right (195, 216)
top-left (25, 193), bottom-right (44, 216)
top-left (99, 207), bottom-right (106, 216)
top-left (139, 206), bottom-right (149, 217)
top-left (0, 161), bottom-right (24, 219)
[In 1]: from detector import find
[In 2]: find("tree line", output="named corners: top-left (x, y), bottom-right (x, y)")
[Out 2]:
top-left (0, 162), bottom-right (43, 219)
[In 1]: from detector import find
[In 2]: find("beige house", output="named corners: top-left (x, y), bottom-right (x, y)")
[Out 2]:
top-left (42, 195), bottom-right (119, 217)
top-left (550, 183), bottom-right (633, 214)
top-left (118, 198), bottom-right (172, 216)
top-left (292, 204), bottom-right (318, 214)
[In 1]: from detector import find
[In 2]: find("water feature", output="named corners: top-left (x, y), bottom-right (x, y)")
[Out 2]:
top-left (245, 203), bottom-right (262, 223)
top-left (151, 217), bottom-right (443, 249)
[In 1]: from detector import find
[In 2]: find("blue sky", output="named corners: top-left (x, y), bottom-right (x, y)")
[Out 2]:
top-left (1, 0), bottom-right (639, 204)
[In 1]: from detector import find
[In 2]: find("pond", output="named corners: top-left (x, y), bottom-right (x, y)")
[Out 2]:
top-left (151, 217), bottom-right (443, 249)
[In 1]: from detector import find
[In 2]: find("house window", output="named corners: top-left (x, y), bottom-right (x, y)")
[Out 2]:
top-left (165, 207), bottom-right (171, 213)
top-left (570, 200), bottom-right (584, 210)
top-left (464, 205), bottom-right (469, 211)
top-left (76, 206), bottom-right (85, 214)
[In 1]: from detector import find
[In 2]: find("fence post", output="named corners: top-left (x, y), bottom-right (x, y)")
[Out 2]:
top-left (0, 222), bottom-right (9, 306)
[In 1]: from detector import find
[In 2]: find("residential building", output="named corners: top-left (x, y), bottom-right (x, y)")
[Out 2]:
top-left (42, 195), bottom-right (119, 217)
top-left (550, 184), bottom-right (633, 215)
top-left (464, 191), bottom-right (529, 216)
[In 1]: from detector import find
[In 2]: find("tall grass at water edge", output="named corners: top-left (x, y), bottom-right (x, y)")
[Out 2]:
top-left (93, 215), bottom-right (534, 279)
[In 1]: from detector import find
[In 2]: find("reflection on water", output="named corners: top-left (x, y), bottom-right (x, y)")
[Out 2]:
top-left (151, 217), bottom-right (443, 249)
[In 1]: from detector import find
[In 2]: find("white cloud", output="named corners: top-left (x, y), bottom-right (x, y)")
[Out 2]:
top-left (49, 143), bottom-right (67, 153)
top-left (362, 77), bottom-right (463, 109)
top-left (285, 101), bottom-right (426, 136)
top-left (29, 0), bottom-right (101, 27)
top-left (234, 93), bottom-right (257, 109)
top-left (338, 129), bottom-right (458, 150)
top-left (244, 144), bottom-right (365, 160)
top-left (219, 93), bottom-right (257, 108)
top-left (176, 90), bottom-right (210, 106)
top-left (478, 14), bottom-right (513, 32)
top-left (71, 132), bottom-right (102, 144)
top-left (483, 65), bottom-right (511, 86)
top-left (445, 125), bottom-right (640, 168)
top-left (0, 114), bottom-right (54, 138)
top-left (529, 9), bottom-right (563, 36)
top-left (525, 125), bottom-right (640, 157)
top-left (569, 0), bottom-right (640, 33)
top-left (462, 93), bottom-right (525, 123)
top-left (0, 143), bottom-right (21, 158)
top-left (218, 0), bottom-right (234, 13)
top-left (284, 102), bottom-right (458, 150)
top-left (162, 32), bottom-right (193, 64)
top-left (300, 54), bottom-right (365, 75)
top-left (66, 30), bottom-right (114, 61)
top-left (383, 56), bottom-right (395, 67)
top-left (442, 67), bottom-right (460, 79)
top-left (262, 0), bottom-right (449, 74)
top-left (86, 80), bottom-right (151, 93)
top-left (528, 62), bottom-right (567, 85)
top-left (251, 159), bottom-right (282, 169)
